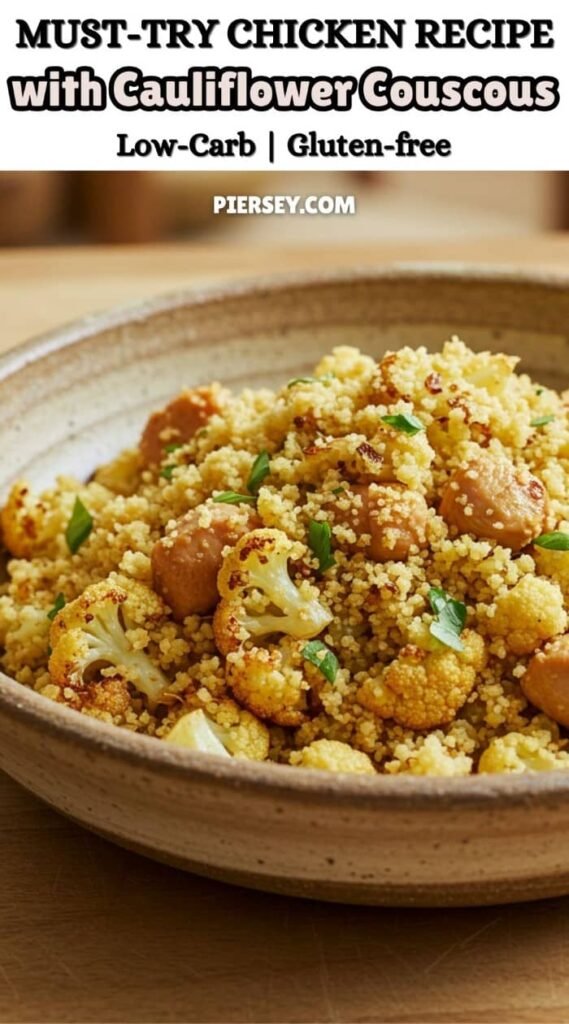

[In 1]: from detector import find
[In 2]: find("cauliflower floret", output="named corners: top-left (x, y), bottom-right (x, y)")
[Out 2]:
top-left (1, 478), bottom-right (110, 559)
top-left (479, 731), bottom-right (569, 773)
top-left (165, 701), bottom-right (269, 760)
top-left (48, 579), bottom-right (170, 706)
top-left (1, 481), bottom-right (63, 558)
top-left (165, 709), bottom-right (230, 757)
top-left (290, 738), bottom-right (375, 774)
top-left (357, 630), bottom-right (486, 730)
top-left (213, 528), bottom-right (332, 655)
top-left (225, 637), bottom-right (324, 727)
top-left (490, 575), bottom-right (567, 655)
top-left (1, 604), bottom-right (50, 675)
top-left (387, 735), bottom-right (473, 776)
top-left (0, 594), bottom-right (18, 649)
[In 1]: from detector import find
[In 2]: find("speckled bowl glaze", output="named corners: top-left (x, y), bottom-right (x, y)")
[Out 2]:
top-left (3, 265), bottom-right (569, 907)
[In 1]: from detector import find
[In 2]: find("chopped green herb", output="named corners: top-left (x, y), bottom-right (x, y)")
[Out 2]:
top-left (287, 374), bottom-right (333, 389)
top-left (331, 486), bottom-right (346, 496)
top-left (160, 464), bottom-right (176, 481)
top-left (381, 413), bottom-right (425, 436)
top-left (308, 519), bottom-right (335, 573)
top-left (535, 387), bottom-right (544, 396)
top-left (213, 491), bottom-right (257, 506)
top-left (534, 532), bottom-right (569, 551)
top-left (164, 443), bottom-right (183, 454)
top-left (428, 586), bottom-right (466, 652)
top-left (531, 415), bottom-right (555, 428)
top-left (247, 451), bottom-right (270, 495)
top-left (302, 640), bottom-right (339, 684)
top-left (47, 593), bottom-right (66, 622)
top-left (65, 498), bottom-right (93, 554)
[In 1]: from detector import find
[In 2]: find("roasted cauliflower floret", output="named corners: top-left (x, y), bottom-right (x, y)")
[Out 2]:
top-left (290, 739), bottom-right (375, 774)
top-left (1, 481), bottom-right (62, 558)
top-left (226, 637), bottom-right (324, 727)
top-left (165, 701), bottom-right (269, 760)
top-left (357, 630), bottom-right (486, 730)
top-left (1, 605), bottom-right (50, 675)
top-left (489, 575), bottom-right (567, 656)
top-left (387, 734), bottom-right (473, 777)
top-left (479, 731), bottom-right (569, 773)
top-left (213, 528), bottom-right (332, 655)
top-left (165, 709), bottom-right (230, 757)
top-left (48, 579), bottom-right (170, 706)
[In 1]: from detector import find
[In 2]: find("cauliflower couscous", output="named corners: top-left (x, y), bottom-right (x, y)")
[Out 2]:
top-left (3, 338), bottom-right (569, 777)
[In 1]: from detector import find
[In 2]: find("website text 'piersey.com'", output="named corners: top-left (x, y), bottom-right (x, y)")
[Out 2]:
top-left (212, 194), bottom-right (356, 215)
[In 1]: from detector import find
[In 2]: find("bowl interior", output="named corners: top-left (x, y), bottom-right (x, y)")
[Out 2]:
top-left (2, 266), bottom-right (569, 492)
top-left (2, 264), bottom-right (569, 800)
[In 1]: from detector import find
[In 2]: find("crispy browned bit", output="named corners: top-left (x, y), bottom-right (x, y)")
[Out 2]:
top-left (139, 386), bottom-right (224, 468)
top-left (425, 372), bottom-right (443, 394)
top-left (151, 505), bottom-right (259, 620)
top-left (355, 442), bottom-right (383, 467)
top-left (439, 452), bottom-right (547, 551)
top-left (448, 395), bottom-right (472, 423)
top-left (303, 442), bottom-right (332, 457)
top-left (370, 352), bottom-right (408, 405)
top-left (471, 422), bottom-right (492, 448)
top-left (521, 636), bottom-right (569, 727)
top-left (336, 483), bottom-right (428, 562)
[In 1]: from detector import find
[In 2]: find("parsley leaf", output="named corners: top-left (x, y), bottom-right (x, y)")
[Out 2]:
top-left (302, 640), bottom-right (339, 684)
top-left (381, 413), bottom-right (425, 436)
top-left (428, 586), bottom-right (466, 652)
top-left (308, 520), bottom-right (335, 573)
top-left (160, 464), bottom-right (176, 481)
top-left (164, 443), bottom-right (183, 454)
top-left (287, 374), bottom-right (333, 389)
top-left (531, 415), bottom-right (555, 428)
top-left (65, 498), bottom-right (93, 554)
top-left (213, 491), bottom-right (257, 506)
top-left (247, 451), bottom-right (270, 495)
top-left (534, 532), bottom-right (569, 551)
top-left (47, 593), bottom-right (66, 621)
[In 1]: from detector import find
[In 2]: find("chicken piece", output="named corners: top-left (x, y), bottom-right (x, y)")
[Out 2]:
top-left (151, 505), bottom-right (259, 621)
top-left (439, 452), bottom-right (547, 550)
top-left (521, 635), bottom-right (569, 727)
top-left (337, 483), bottom-right (428, 562)
top-left (139, 386), bottom-right (224, 467)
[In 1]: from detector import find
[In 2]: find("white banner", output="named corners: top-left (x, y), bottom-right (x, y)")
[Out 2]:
top-left (0, 0), bottom-right (567, 170)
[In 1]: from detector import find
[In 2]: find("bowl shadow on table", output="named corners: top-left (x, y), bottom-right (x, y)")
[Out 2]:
top-left (1, 780), bottom-right (569, 1024)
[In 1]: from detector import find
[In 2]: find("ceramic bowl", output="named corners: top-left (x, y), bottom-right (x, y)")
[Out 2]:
top-left (3, 265), bottom-right (569, 908)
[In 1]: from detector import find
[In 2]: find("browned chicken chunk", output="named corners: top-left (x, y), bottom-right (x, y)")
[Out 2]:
top-left (151, 505), bottom-right (259, 620)
top-left (139, 386), bottom-right (224, 467)
top-left (521, 635), bottom-right (569, 727)
top-left (440, 453), bottom-right (547, 551)
top-left (338, 483), bottom-right (428, 562)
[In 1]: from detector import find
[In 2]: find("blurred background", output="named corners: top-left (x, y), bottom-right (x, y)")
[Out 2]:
top-left (1, 171), bottom-right (568, 247)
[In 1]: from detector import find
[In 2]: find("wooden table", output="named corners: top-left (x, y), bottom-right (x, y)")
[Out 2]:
top-left (3, 238), bottom-right (569, 1024)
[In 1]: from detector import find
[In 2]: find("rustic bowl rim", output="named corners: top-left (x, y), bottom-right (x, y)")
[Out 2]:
top-left (3, 261), bottom-right (569, 811)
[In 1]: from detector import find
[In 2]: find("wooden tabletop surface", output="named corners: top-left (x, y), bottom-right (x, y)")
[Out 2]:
top-left (3, 237), bottom-right (569, 1024)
